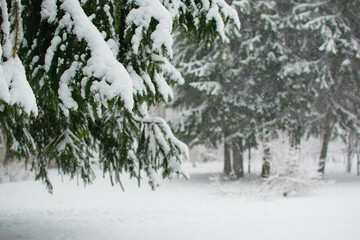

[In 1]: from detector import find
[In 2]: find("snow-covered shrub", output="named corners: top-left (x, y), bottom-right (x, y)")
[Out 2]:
top-left (259, 133), bottom-right (320, 197)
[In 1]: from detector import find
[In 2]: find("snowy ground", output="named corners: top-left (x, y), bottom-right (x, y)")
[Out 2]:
top-left (0, 159), bottom-right (360, 240)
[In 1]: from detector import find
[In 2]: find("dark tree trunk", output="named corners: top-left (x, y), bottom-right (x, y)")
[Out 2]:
top-left (357, 137), bottom-right (360, 176)
top-left (232, 138), bottom-right (244, 179)
top-left (261, 143), bottom-right (271, 178)
top-left (346, 132), bottom-right (356, 173)
top-left (4, 145), bottom-right (11, 165)
top-left (248, 145), bottom-right (251, 174)
top-left (346, 146), bottom-right (353, 173)
top-left (261, 131), bottom-right (271, 179)
top-left (357, 153), bottom-right (360, 176)
top-left (224, 140), bottom-right (231, 175)
top-left (318, 116), bottom-right (333, 176)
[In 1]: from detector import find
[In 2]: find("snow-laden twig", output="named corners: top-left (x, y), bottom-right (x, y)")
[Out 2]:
top-left (60, 0), bottom-right (134, 111)
top-left (0, 0), bottom-right (37, 115)
top-left (126, 0), bottom-right (173, 57)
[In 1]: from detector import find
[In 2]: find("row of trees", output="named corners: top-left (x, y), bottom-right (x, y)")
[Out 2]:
top-left (171, 0), bottom-right (360, 179)
top-left (0, 0), bottom-right (239, 191)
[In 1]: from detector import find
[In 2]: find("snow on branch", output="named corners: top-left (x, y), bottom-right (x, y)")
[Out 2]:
top-left (260, 13), bottom-right (279, 31)
top-left (158, 55), bottom-right (185, 85)
top-left (232, 0), bottom-right (250, 13)
top-left (256, 0), bottom-right (276, 10)
top-left (240, 36), bottom-right (261, 52)
top-left (133, 115), bottom-right (190, 180)
top-left (58, 61), bottom-right (81, 116)
top-left (207, 2), bottom-right (227, 42)
top-left (60, 0), bottom-right (134, 111)
top-left (189, 81), bottom-right (222, 95)
top-left (166, 0), bottom-right (240, 43)
top-left (292, 1), bottom-right (328, 15)
top-left (41, 0), bottom-right (57, 23)
top-left (303, 14), bottom-right (338, 31)
top-left (56, 128), bottom-right (81, 152)
top-left (126, 0), bottom-right (173, 57)
top-left (350, 39), bottom-right (360, 60)
top-left (282, 61), bottom-right (316, 77)
top-left (152, 117), bottom-right (189, 176)
top-left (154, 71), bottom-right (174, 102)
top-left (135, 116), bottom-right (189, 158)
top-left (0, 0), bottom-right (37, 115)
top-left (0, 58), bottom-right (38, 115)
top-left (207, 0), bottom-right (240, 42)
top-left (319, 38), bottom-right (337, 54)
top-left (128, 66), bottom-right (148, 96)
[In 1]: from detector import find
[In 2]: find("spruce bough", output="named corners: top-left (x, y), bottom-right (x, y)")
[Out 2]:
top-left (0, 0), bottom-right (239, 192)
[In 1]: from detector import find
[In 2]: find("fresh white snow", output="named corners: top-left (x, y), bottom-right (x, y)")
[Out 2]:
top-left (0, 159), bottom-right (359, 240)
top-left (60, 0), bottom-right (134, 112)
top-left (0, 0), bottom-right (37, 116)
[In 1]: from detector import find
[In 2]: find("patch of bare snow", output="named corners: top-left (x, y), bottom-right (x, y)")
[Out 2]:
top-left (0, 160), bottom-right (359, 240)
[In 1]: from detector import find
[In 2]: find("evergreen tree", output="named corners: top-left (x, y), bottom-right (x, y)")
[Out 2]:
top-left (172, 0), bottom-right (296, 178)
top-left (232, 0), bottom-right (294, 178)
top-left (0, 0), bottom-right (239, 191)
top-left (172, 28), bottom-right (247, 177)
top-left (172, 0), bottom-right (360, 181)
top-left (282, 0), bottom-right (360, 176)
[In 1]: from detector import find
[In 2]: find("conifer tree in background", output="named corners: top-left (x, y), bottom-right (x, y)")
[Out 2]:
top-left (0, 0), bottom-right (239, 191)
top-left (173, 0), bottom-right (360, 181)
top-left (171, 39), bottom-right (241, 176)
top-left (172, 0), bottom-right (294, 179)
top-left (171, 20), bottom-right (248, 177)
top-left (283, 0), bottom-right (360, 176)
top-left (232, 0), bottom-right (293, 178)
